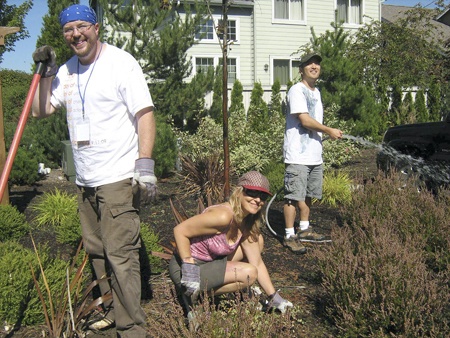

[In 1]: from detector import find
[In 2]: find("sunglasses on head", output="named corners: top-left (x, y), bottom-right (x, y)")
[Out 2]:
top-left (243, 188), bottom-right (269, 202)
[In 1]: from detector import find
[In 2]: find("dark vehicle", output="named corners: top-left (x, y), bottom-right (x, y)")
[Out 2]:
top-left (376, 113), bottom-right (450, 190)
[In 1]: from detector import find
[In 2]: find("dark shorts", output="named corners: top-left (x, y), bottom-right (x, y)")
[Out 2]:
top-left (168, 254), bottom-right (227, 292)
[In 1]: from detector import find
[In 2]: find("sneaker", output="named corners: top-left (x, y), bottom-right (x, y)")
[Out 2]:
top-left (283, 235), bottom-right (307, 254)
top-left (297, 228), bottom-right (328, 242)
top-left (88, 317), bottom-right (114, 331)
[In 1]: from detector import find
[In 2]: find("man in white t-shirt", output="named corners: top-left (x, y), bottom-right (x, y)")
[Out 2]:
top-left (31, 5), bottom-right (155, 337)
top-left (282, 53), bottom-right (343, 254)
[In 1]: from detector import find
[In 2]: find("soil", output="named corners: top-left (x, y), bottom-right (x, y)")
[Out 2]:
top-left (2, 148), bottom-right (379, 338)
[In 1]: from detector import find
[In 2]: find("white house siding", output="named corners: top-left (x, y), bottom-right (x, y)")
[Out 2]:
top-left (180, 0), bottom-right (381, 111)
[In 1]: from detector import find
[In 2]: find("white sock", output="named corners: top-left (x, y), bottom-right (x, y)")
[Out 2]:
top-left (285, 227), bottom-right (295, 238)
top-left (299, 221), bottom-right (309, 231)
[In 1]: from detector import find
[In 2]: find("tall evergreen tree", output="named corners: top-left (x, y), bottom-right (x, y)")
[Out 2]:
top-left (414, 89), bottom-right (427, 123)
top-left (229, 79), bottom-right (244, 115)
top-left (269, 79), bottom-right (282, 118)
top-left (427, 81), bottom-right (442, 121)
top-left (209, 66), bottom-right (223, 124)
top-left (0, 0), bottom-right (32, 64)
top-left (247, 81), bottom-right (268, 134)
top-left (402, 91), bottom-right (414, 124)
top-left (98, 0), bottom-right (208, 131)
top-left (303, 23), bottom-right (385, 139)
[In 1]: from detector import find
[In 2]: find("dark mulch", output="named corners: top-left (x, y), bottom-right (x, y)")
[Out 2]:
top-left (1, 148), bottom-right (379, 337)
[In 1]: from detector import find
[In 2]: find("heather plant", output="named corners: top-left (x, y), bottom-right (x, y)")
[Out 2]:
top-left (0, 204), bottom-right (30, 242)
top-left (30, 188), bottom-right (81, 246)
top-left (313, 173), bottom-right (450, 336)
top-left (147, 283), bottom-right (300, 337)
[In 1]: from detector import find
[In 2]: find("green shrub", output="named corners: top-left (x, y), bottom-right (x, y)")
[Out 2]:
top-left (9, 146), bottom-right (41, 185)
top-left (140, 222), bottom-right (164, 274)
top-left (153, 115), bottom-right (177, 178)
top-left (30, 189), bottom-right (81, 246)
top-left (314, 174), bottom-right (450, 336)
top-left (262, 161), bottom-right (284, 197)
top-left (0, 241), bottom-right (38, 327)
top-left (0, 241), bottom-right (76, 327)
top-left (318, 170), bottom-right (352, 207)
top-left (0, 204), bottom-right (30, 242)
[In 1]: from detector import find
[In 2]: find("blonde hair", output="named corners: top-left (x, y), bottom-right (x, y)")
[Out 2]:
top-left (229, 186), bottom-right (262, 243)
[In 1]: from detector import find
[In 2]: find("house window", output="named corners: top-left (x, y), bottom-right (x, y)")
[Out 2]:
top-left (273, 59), bottom-right (301, 85)
top-left (220, 58), bottom-right (237, 83)
top-left (196, 19), bottom-right (214, 40)
top-left (218, 20), bottom-right (237, 41)
top-left (274, 0), bottom-right (304, 21)
top-left (195, 57), bottom-right (214, 74)
top-left (337, 0), bottom-right (362, 25)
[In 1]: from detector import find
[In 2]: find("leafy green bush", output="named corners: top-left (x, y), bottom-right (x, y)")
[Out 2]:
top-left (318, 170), bottom-right (352, 207)
top-left (314, 173), bottom-right (450, 336)
top-left (0, 204), bottom-right (30, 242)
top-left (140, 222), bottom-right (165, 274)
top-left (30, 189), bottom-right (81, 246)
top-left (177, 107), bottom-right (284, 177)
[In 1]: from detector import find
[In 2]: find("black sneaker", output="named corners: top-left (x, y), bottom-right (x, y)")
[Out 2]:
top-left (297, 228), bottom-right (330, 243)
top-left (283, 234), bottom-right (307, 254)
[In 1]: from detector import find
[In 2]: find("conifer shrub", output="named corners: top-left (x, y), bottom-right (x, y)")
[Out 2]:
top-left (0, 241), bottom-right (74, 327)
top-left (313, 173), bottom-right (450, 336)
top-left (0, 204), bottom-right (30, 242)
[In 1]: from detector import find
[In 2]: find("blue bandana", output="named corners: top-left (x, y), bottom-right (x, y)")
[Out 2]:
top-left (59, 4), bottom-right (97, 27)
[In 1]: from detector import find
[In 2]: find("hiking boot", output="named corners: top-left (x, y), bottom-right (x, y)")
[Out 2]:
top-left (283, 235), bottom-right (306, 254)
top-left (297, 228), bottom-right (328, 242)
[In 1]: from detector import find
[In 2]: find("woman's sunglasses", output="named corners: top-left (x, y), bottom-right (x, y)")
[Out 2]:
top-left (243, 188), bottom-right (269, 202)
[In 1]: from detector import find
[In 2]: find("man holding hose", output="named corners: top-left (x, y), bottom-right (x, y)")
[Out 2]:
top-left (283, 52), bottom-right (343, 254)
top-left (31, 4), bottom-right (155, 337)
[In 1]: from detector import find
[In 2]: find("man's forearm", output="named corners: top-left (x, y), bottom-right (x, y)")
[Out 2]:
top-left (136, 107), bottom-right (156, 158)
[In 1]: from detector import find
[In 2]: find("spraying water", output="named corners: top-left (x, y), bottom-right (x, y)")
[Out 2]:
top-left (341, 134), bottom-right (450, 188)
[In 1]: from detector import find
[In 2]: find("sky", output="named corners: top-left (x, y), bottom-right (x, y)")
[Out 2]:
top-left (0, 0), bottom-right (447, 72)
top-left (1, 0), bottom-right (90, 73)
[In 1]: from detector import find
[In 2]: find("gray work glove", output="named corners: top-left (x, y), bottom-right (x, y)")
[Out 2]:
top-left (32, 46), bottom-right (58, 78)
top-left (132, 158), bottom-right (158, 203)
top-left (181, 262), bottom-right (201, 301)
top-left (267, 291), bottom-right (293, 314)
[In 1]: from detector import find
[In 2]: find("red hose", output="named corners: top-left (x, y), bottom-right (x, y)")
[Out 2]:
top-left (0, 63), bottom-right (45, 202)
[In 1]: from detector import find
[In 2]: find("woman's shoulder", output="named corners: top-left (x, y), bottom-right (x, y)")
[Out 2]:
top-left (203, 203), bottom-right (234, 222)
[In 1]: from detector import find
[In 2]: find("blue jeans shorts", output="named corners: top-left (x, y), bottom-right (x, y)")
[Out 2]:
top-left (284, 163), bottom-right (323, 201)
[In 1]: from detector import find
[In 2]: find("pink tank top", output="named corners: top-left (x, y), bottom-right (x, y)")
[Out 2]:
top-left (190, 204), bottom-right (242, 262)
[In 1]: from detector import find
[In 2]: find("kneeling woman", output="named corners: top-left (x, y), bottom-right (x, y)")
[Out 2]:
top-left (169, 171), bottom-right (292, 313)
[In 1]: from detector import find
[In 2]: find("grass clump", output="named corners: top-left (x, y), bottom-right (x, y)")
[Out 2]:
top-left (319, 170), bottom-right (352, 207)
top-left (30, 188), bottom-right (81, 246)
top-left (313, 173), bottom-right (450, 337)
